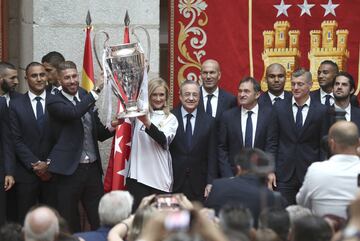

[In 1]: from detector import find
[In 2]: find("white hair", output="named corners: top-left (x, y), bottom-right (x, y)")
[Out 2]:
top-left (24, 207), bottom-right (59, 241)
top-left (99, 190), bottom-right (134, 226)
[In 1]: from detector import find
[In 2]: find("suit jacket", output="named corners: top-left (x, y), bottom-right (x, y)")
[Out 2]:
top-left (46, 88), bottom-right (113, 175)
top-left (258, 91), bottom-right (292, 108)
top-left (0, 97), bottom-right (15, 182)
top-left (170, 107), bottom-right (217, 196)
top-left (9, 93), bottom-right (55, 183)
top-left (205, 174), bottom-right (287, 226)
top-left (310, 89), bottom-right (359, 107)
top-left (198, 87), bottom-right (236, 120)
top-left (218, 105), bottom-right (275, 177)
top-left (74, 226), bottom-right (111, 241)
top-left (269, 98), bottom-right (329, 182)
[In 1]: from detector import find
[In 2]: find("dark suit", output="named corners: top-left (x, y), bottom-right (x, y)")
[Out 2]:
top-left (269, 98), bottom-right (328, 204)
top-left (198, 87), bottom-right (236, 120)
top-left (47, 88), bottom-right (113, 232)
top-left (327, 105), bottom-right (360, 130)
top-left (218, 105), bottom-right (275, 177)
top-left (170, 107), bottom-right (216, 202)
top-left (205, 174), bottom-right (287, 227)
top-left (258, 91), bottom-right (292, 108)
top-left (74, 226), bottom-right (111, 241)
top-left (9, 92), bottom-right (57, 223)
top-left (0, 97), bottom-right (15, 225)
top-left (310, 89), bottom-right (359, 107)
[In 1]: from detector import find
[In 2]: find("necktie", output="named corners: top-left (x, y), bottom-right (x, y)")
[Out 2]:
top-left (53, 88), bottom-right (60, 95)
top-left (73, 96), bottom-right (80, 105)
top-left (274, 97), bottom-right (281, 103)
top-left (185, 113), bottom-right (193, 149)
top-left (35, 96), bottom-right (44, 129)
top-left (325, 95), bottom-right (331, 106)
top-left (206, 94), bottom-right (213, 116)
top-left (295, 104), bottom-right (304, 129)
top-left (244, 111), bottom-right (253, 148)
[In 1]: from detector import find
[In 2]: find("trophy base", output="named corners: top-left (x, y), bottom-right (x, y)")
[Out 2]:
top-left (117, 110), bottom-right (147, 119)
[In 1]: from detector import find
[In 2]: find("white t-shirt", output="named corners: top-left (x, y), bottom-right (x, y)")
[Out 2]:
top-left (128, 111), bottom-right (179, 192)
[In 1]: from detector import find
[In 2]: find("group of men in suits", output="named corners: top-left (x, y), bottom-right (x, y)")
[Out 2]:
top-left (0, 57), bottom-right (115, 233)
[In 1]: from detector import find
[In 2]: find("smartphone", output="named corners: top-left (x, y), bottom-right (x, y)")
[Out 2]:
top-left (357, 174), bottom-right (360, 187)
top-left (155, 194), bottom-right (180, 210)
top-left (164, 210), bottom-right (191, 231)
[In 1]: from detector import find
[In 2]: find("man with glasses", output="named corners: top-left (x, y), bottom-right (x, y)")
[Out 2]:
top-left (170, 80), bottom-right (217, 201)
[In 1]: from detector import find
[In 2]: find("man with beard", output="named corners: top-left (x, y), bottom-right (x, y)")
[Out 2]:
top-left (311, 60), bottom-right (358, 107)
top-left (330, 72), bottom-right (360, 129)
top-left (41, 51), bottom-right (65, 94)
top-left (258, 63), bottom-right (292, 108)
top-left (198, 59), bottom-right (236, 120)
top-left (0, 62), bottom-right (20, 106)
top-left (46, 61), bottom-right (114, 232)
top-left (218, 77), bottom-right (274, 178)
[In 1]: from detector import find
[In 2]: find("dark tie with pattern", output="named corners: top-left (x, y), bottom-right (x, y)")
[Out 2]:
top-left (325, 95), bottom-right (331, 106)
top-left (35, 96), bottom-right (44, 129)
top-left (295, 104), bottom-right (304, 130)
top-left (185, 113), bottom-right (193, 149)
top-left (274, 97), bottom-right (281, 103)
top-left (206, 94), bottom-right (213, 116)
top-left (244, 111), bottom-right (253, 147)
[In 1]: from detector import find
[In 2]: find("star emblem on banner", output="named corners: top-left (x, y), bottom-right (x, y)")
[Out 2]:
top-left (321, 0), bottom-right (339, 17)
top-left (114, 135), bottom-right (123, 154)
top-left (274, 0), bottom-right (292, 17)
top-left (117, 157), bottom-right (130, 184)
top-left (297, 0), bottom-right (315, 16)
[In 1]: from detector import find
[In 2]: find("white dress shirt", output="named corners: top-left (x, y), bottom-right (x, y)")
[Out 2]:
top-left (292, 97), bottom-right (311, 125)
top-left (28, 91), bottom-right (46, 119)
top-left (320, 88), bottom-right (334, 106)
top-left (241, 104), bottom-right (258, 147)
top-left (268, 91), bottom-right (285, 104)
top-left (202, 87), bottom-right (219, 118)
top-left (181, 106), bottom-right (197, 134)
top-left (334, 103), bottom-right (351, 121)
top-left (296, 154), bottom-right (360, 219)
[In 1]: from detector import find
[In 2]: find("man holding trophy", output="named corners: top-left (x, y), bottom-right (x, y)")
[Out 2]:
top-left (47, 61), bottom-right (114, 232)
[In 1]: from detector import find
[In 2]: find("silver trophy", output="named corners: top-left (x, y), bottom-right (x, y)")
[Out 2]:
top-left (94, 25), bottom-right (151, 118)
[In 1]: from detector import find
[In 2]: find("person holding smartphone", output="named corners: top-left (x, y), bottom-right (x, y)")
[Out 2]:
top-left (127, 78), bottom-right (179, 209)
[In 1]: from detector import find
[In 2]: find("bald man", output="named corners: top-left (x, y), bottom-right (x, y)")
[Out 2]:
top-left (199, 59), bottom-right (236, 120)
top-left (258, 63), bottom-right (292, 108)
top-left (296, 121), bottom-right (360, 219)
top-left (24, 206), bottom-right (59, 241)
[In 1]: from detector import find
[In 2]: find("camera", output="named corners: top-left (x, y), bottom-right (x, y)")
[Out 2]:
top-left (155, 194), bottom-right (181, 210)
top-left (164, 210), bottom-right (192, 231)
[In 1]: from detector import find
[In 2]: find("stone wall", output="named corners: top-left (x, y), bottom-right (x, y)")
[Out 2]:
top-left (7, 0), bottom-right (161, 172)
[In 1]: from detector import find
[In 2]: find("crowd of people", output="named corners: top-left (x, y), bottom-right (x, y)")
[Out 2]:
top-left (0, 52), bottom-right (360, 241)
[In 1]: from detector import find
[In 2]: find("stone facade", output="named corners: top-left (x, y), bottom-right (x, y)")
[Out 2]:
top-left (7, 0), bottom-right (162, 171)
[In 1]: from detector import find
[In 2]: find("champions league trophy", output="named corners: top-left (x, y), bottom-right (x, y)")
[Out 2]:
top-left (94, 12), bottom-right (150, 119)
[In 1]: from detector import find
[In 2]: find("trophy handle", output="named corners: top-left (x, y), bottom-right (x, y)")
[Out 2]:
top-left (93, 31), bottom-right (111, 71)
top-left (131, 25), bottom-right (151, 72)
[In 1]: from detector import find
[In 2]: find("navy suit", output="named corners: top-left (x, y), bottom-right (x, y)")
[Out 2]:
top-left (310, 89), bottom-right (359, 107)
top-left (9, 92), bottom-right (57, 223)
top-left (269, 98), bottom-right (328, 204)
top-left (47, 88), bottom-right (113, 232)
top-left (198, 87), bottom-right (236, 120)
top-left (74, 226), bottom-right (111, 241)
top-left (170, 107), bottom-right (216, 201)
top-left (205, 174), bottom-right (287, 227)
top-left (258, 91), bottom-right (292, 108)
top-left (218, 105), bottom-right (275, 177)
top-left (0, 97), bottom-right (15, 225)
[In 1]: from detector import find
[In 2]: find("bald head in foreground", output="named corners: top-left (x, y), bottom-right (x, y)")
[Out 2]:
top-left (328, 121), bottom-right (359, 155)
top-left (24, 206), bottom-right (59, 241)
top-left (296, 121), bottom-right (360, 219)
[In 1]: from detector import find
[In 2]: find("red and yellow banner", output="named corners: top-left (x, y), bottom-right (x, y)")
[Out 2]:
top-left (169, 0), bottom-right (360, 104)
top-left (81, 26), bottom-right (95, 92)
